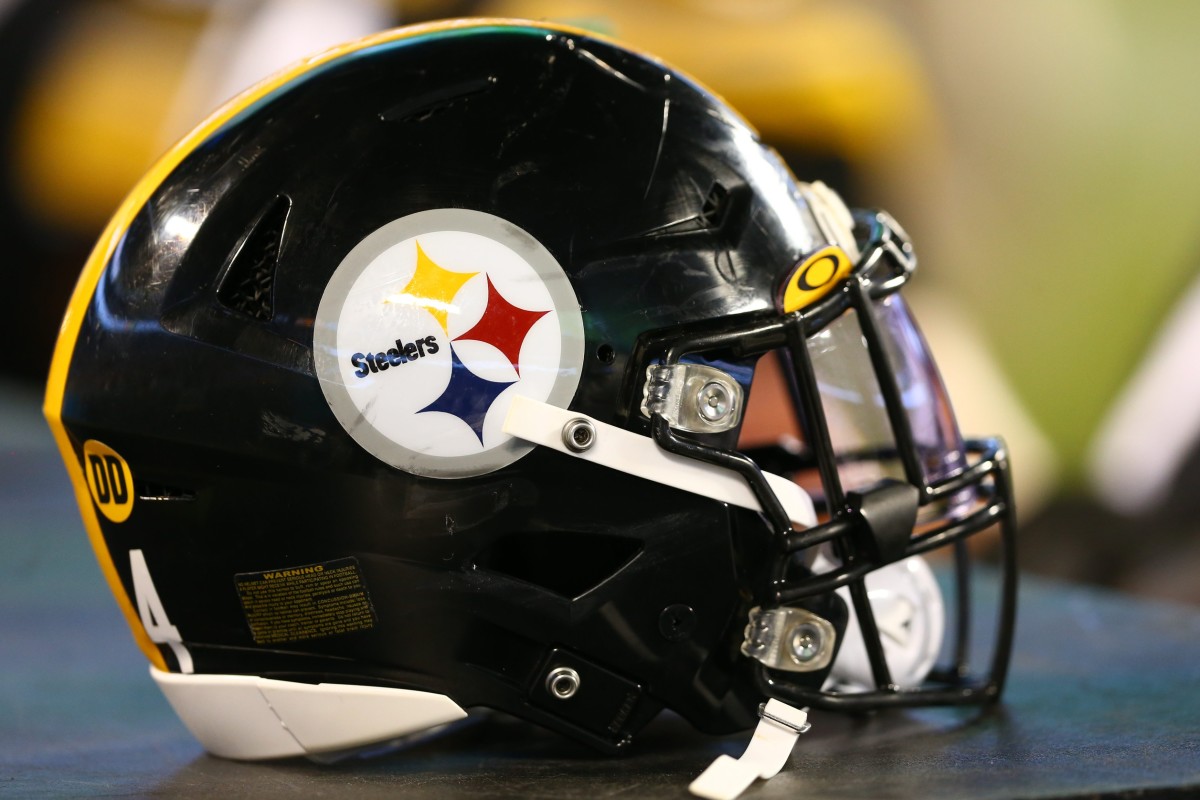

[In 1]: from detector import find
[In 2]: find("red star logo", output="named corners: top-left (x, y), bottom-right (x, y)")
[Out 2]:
top-left (454, 276), bottom-right (549, 377)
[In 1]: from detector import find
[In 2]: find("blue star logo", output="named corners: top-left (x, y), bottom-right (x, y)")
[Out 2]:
top-left (418, 349), bottom-right (515, 443)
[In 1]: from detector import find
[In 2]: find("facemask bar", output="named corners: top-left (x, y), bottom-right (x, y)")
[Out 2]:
top-left (640, 210), bottom-right (1017, 711)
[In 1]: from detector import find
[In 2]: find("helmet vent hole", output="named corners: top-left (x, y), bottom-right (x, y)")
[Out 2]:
top-left (475, 531), bottom-right (641, 599)
top-left (135, 480), bottom-right (196, 502)
top-left (700, 182), bottom-right (730, 228)
top-left (217, 194), bottom-right (290, 322)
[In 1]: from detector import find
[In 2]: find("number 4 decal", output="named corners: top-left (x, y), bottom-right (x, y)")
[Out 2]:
top-left (129, 549), bottom-right (194, 673)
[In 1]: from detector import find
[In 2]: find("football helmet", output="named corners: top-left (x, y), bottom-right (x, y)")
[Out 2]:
top-left (45, 19), bottom-right (1016, 760)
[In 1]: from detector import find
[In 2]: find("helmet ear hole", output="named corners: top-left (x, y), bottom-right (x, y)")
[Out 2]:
top-left (474, 531), bottom-right (642, 599)
top-left (216, 194), bottom-right (290, 322)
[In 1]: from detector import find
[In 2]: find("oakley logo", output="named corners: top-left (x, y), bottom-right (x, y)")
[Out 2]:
top-left (781, 246), bottom-right (852, 313)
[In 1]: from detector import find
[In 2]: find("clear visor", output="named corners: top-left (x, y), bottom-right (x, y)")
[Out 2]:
top-left (739, 294), bottom-right (968, 524)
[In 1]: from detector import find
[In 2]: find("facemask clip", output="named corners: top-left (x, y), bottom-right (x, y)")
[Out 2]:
top-left (741, 606), bottom-right (837, 673)
top-left (641, 364), bottom-right (743, 433)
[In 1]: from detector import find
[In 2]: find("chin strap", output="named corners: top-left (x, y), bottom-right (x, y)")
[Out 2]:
top-left (503, 395), bottom-right (816, 527)
top-left (689, 699), bottom-right (810, 800)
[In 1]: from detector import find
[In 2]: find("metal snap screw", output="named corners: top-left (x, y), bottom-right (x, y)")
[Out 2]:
top-left (562, 418), bottom-right (596, 452)
top-left (789, 622), bottom-right (824, 664)
top-left (658, 604), bottom-right (697, 642)
top-left (545, 666), bottom-right (581, 699)
top-left (697, 381), bottom-right (732, 422)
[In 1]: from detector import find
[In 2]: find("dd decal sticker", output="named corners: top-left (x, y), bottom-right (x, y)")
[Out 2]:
top-left (314, 209), bottom-right (584, 477)
top-left (83, 440), bottom-right (134, 523)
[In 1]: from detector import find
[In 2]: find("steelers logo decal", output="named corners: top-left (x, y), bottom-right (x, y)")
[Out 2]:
top-left (314, 209), bottom-right (584, 478)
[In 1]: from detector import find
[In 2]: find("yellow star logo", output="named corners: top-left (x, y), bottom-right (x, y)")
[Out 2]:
top-left (388, 241), bottom-right (479, 334)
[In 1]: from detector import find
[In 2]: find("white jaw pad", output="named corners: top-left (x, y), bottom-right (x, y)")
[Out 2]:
top-left (503, 396), bottom-right (817, 528)
top-left (150, 666), bottom-right (467, 760)
top-left (814, 552), bottom-right (945, 691)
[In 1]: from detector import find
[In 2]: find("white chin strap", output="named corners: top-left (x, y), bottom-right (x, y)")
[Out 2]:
top-left (689, 699), bottom-right (810, 800)
top-left (503, 395), bottom-right (817, 528)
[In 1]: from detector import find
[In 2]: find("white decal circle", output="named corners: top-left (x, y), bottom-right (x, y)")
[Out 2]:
top-left (314, 209), bottom-right (584, 477)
